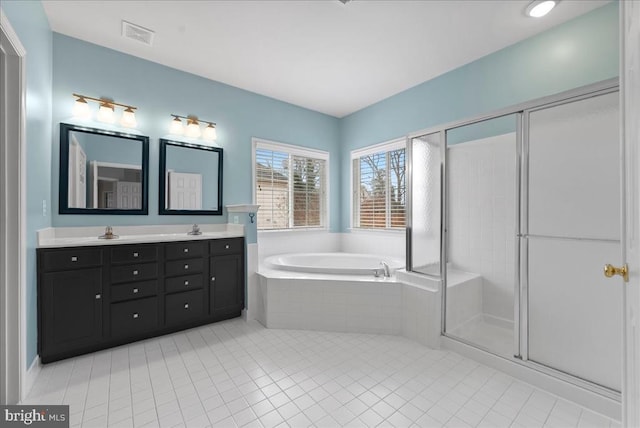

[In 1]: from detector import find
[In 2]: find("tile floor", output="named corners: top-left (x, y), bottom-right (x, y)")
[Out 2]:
top-left (23, 319), bottom-right (619, 428)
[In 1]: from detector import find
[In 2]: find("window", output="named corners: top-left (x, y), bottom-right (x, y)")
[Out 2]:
top-left (253, 139), bottom-right (328, 230)
top-left (352, 139), bottom-right (406, 229)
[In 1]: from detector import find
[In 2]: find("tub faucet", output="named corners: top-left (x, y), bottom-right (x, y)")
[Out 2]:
top-left (380, 261), bottom-right (391, 278)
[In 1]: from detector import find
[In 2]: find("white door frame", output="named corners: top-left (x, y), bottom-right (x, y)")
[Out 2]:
top-left (621, 1), bottom-right (640, 426)
top-left (0, 10), bottom-right (27, 405)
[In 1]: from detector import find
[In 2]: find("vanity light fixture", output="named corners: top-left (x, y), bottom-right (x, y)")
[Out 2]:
top-left (97, 101), bottom-right (116, 124)
top-left (169, 114), bottom-right (217, 142)
top-left (72, 96), bottom-right (91, 120)
top-left (121, 107), bottom-right (138, 128)
top-left (185, 117), bottom-right (202, 138)
top-left (72, 93), bottom-right (138, 128)
top-left (169, 116), bottom-right (184, 135)
top-left (203, 123), bottom-right (217, 141)
top-left (525, 0), bottom-right (557, 18)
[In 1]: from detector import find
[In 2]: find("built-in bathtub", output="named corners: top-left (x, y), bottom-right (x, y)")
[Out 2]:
top-left (263, 252), bottom-right (404, 275)
top-left (255, 252), bottom-right (481, 348)
top-left (258, 253), bottom-right (405, 335)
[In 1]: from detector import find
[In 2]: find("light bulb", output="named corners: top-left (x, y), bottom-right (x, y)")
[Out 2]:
top-left (97, 102), bottom-right (115, 124)
top-left (169, 117), bottom-right (184, 135)
top-left (72, 97), bottom-right (91, 120)
top-left (120, 107), bottom-right (137, 128)
top-left (185, 119), bottom-right (201, 138)
top-left (526, 0), bottom-right (556, 18)
top-left (203, 123), bottom-right (217, 141)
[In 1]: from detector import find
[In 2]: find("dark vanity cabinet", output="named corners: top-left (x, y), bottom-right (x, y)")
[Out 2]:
top-left (210, 239), bottom-right (244, 318)
top-left (40, 248), bottom-right (104, 358)
top-left (108, 244), bottom-right (160, 341)
top-left (38, 237), bottom-right (245, 363)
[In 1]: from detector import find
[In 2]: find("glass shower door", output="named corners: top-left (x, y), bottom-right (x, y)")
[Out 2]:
top-left (525, 91), bottom-right (622, 392)
top-left (444, 115), bottom-right (519, 358)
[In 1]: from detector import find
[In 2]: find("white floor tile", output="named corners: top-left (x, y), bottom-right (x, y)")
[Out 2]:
top-left (21, 319), bottom-right (620, 428)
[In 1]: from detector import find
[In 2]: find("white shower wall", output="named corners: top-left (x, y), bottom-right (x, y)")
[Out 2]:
top-left (447, 132), bottom-right (517, 322)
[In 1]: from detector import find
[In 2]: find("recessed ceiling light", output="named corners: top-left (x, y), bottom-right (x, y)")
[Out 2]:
top-left (526, 0), bottom-right (558, 18)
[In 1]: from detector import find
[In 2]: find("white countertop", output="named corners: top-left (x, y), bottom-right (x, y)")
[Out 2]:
top-left (37, 224), bottom-right (244, 248)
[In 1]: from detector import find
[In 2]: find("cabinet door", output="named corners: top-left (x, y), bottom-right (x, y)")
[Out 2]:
top-left (41, 268), bottom-right (102, 360)
top-left (210, 254), bottom-right (243, 317)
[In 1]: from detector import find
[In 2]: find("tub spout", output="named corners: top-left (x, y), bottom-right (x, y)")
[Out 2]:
top-left (380, 261), bottom-right (391, 278)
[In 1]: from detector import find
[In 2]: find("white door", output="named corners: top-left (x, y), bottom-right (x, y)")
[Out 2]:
top-left (116, 181), bottom-right (141, 209)
top-left (91, 161), bottom-right (98, 208)
top-left (168, 172), bottom-right (202, 210)
top-left (526, 91), bottom-right (622, 392)
top-left (0, 11), bottom-right (24, 405)
top-left (68, 137), bottom-right (86, 208)
top-left (621, 1), bottom-right (640, 425)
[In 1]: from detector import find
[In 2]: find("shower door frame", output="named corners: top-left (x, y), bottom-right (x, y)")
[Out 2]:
top-left (406, 77), bottom-right (620, 400)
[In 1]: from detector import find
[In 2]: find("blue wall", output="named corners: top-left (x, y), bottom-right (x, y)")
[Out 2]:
top-left (339, 2), bottom-right (619, 230)
top-left (51, 34), bottom-right (341, 232)
top-left (2, 1), bottom-right (53, 369)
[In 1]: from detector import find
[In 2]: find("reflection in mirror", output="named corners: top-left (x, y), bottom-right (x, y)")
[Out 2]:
top-left (159, 139), bottom-right (223, 215)
top-left (60, 123), bottom-right (149, 214)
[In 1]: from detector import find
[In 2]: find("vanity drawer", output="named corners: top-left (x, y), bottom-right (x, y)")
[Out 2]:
top-left (111, 246), bottom-right (157, 264)
top-left (165, 242), bottom-right (205, 260)
top-left (165, 290), bottom-right (204, 327)
top-left (165, 258), bottom-right (204, 277)
top-left (209, 238), bottom-right (243, 255)
top-left (165, 274), bottom-right (203, 294)
top-left (111, 263), bottom-right (158, 284)
top-left (111, 280), bottom-right (157, 302)
top-left (42, 248), bottom-right (103, 272)
top-left (110, 297), bottom-right (158, 338)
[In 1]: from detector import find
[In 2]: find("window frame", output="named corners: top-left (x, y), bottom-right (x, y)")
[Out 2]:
top-left (350, 138), bottom-right (407, 231)
top-left (252, 138), bottom-right (330, 231)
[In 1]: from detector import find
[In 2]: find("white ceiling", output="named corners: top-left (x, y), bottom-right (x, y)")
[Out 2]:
top-left (42, 0), bottom-right (610, 118)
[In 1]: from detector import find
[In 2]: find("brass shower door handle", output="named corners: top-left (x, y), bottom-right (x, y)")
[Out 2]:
top-left (603, 264), bottom-right (629, 282)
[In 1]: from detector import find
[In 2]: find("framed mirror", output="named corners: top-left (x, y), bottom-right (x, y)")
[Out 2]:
top-left (59, 123), bottom-right (149, 214)
top-left (159, 139), bottom-right (223, 215)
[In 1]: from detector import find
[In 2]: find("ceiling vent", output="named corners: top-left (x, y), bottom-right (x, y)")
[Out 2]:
top-left (121, 20), bottom-right (155, 46)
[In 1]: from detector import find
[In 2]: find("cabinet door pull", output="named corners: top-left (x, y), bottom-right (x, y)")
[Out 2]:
top-left (95, 293), bottom-right (101, 300)
top-left (225, 245), bottom-right (230, 249)
top-left (184, 303), bottom-right (189, 309)
top-left (133, 313), bottom-right (139, 319)
top-left (133, 288), bottom-right (139, 294)
top-left (184, 280), bottom-right (189, 286)
top-left (133, 252), bottom-right (139, 258)
top-left (133, 270), bottom-right (139, 276)
top-left (211, 277), bottom-right (215, 282)
top-left (71, 256), bottom-right (78, 262)
top-left (183, 248), bottom-right (189, 253)
top-left (184, 264), bottom-right (189, 270)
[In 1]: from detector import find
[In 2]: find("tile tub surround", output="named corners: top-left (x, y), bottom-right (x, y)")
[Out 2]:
top-left (257, 269), bottom-right (403, 336)
top-left (37, 223), bottom-right (244, 248)
top-left (257, 267), bottom-right (443, 349)
top-left (21, 318), bottom-right (620, 428)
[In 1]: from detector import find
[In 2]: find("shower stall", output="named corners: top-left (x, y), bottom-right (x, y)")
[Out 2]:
top-left (406, 78), bottom-right (622, 399)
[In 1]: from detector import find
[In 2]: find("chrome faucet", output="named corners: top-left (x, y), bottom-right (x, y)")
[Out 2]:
top-left (188, 224), bottom-right (202, 235)
top-left (98, 225), bottom-right (118, 240)
top-left (380, 261), bottom-right (391, 278)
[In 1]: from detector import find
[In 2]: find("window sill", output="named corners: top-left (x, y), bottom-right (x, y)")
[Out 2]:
top-left (257, 228), bottom-right (329, 234)
top-left (348, 228), bottom-right (405, 235)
